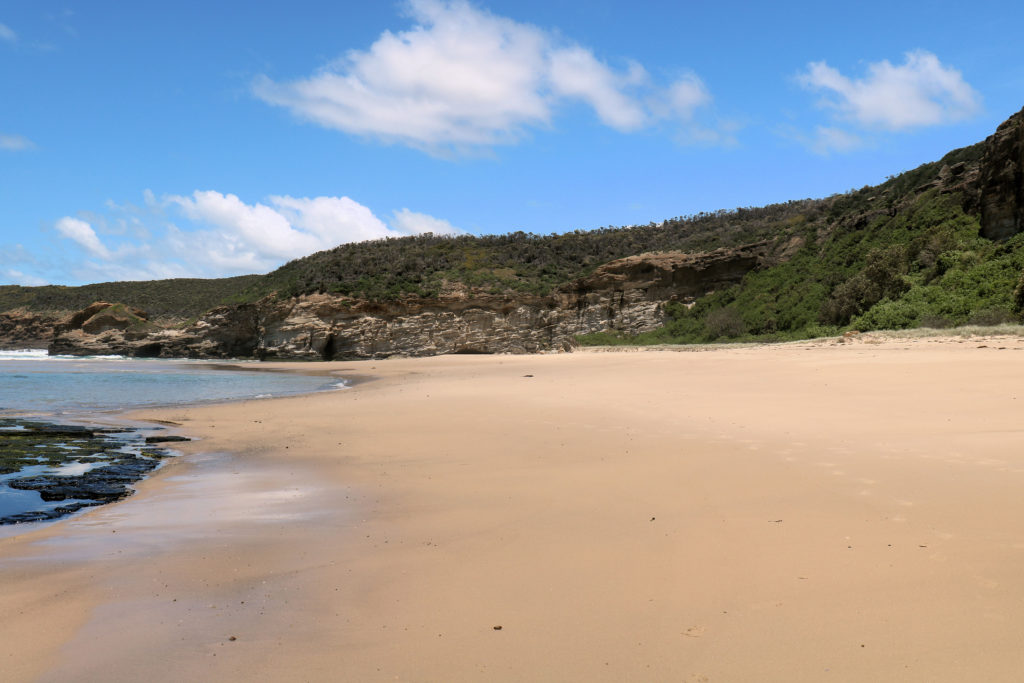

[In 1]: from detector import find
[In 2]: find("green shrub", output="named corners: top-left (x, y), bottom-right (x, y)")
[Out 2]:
top-left (822, 246), bottom-right (910, 325)
top-left (851, 298), bottom-right (920, 331)
top-left (919, 314), bottom-right (952, 329)
top-left (967, 308), bottom-right (1017, 326)
top-left (705, 308), bottom-right (747, 339)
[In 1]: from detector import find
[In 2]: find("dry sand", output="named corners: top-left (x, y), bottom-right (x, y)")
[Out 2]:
top-left (4, 335), bottom-right (1024, 681)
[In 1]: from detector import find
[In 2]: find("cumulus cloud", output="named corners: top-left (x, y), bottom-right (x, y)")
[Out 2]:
top-left (170, 191), bottom-right (324, 262)
top-left (390, 208), bottom-right (463, 236)
top-left (269, 195), bottom-right (394, 246)
top-left (48, 191), bottom-right (463, 282)
top-left (254, 0), bottom-right (551, 149)
top-left (254, 0), bottom-right (716, 152)
top-left (0, 134), bottom-right (33, 151)
top-left (798, 50), bottom-right (980, 130)
top-left (0, 23), bottom-right (16, 43)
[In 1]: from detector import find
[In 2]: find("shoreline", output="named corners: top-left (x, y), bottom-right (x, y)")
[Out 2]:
top-left (0, 417), bottom-right (179, 527)
top-left (0, 357), bottom-right (354, 530)
top-left (3, 339), bottom-right (1024, 680)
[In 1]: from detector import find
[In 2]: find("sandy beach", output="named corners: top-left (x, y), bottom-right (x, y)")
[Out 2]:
top-left (4, 335), bottom-right (1024, 681)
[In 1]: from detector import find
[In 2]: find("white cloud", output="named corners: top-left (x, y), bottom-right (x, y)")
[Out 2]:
top-left (0, 23), bottom-right (16, 43)
top-left (254, 0), bottom-right (716, 152)
top-left (391, 208), bottom-right (463, 236)
top-left (548, 47), bottom-right (647, 130)
top-left (170, 190), bottom-right (324, 262)
top-left (55, 217), bottom-right (112, 259)
top-left (254, 0), bottom-right (551, 150)
top-left (48, 191), bottom-right (464, 282)
top-left (790, 125), bottom-right (864, 156)
top-left (666, 74), bottom-right (712, 119)
top-left (776, 123), bottom-right (865, 156)
top-left (269, 195), bottom-right (394, 245)
top-left (809, 126), bottom-right (863, 155)
top-left (161, 221), bottom-right (277, 275)
top-left (0, 134), bottom-right (33, 151)
top-left (798, 50), bottom-right (980, 130)
top-left (2, 269), bottom-right (46, 287)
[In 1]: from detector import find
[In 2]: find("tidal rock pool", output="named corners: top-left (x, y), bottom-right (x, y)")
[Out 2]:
top-left (0, 418), bottom-right (181, 524)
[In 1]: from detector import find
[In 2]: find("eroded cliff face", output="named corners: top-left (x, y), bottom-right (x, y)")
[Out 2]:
top-left (48, 303), bottom-right (258, 358)
top-left (44, 242), bottom-right (774, 359)
top-left (253, 241), bottom-right (774, 360)
top-left (979, 106), bottom-right (1024, 241)
top-left (0, 311), bottom-right (60, 350)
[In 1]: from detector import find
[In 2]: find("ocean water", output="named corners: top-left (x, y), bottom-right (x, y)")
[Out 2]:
top-left (0, 350), bottom-right (344, 525)
top-left (0, 349), bottom-right (342, 415)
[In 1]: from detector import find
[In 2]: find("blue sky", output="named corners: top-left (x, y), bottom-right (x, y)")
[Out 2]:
top-left (2, 0), bottom-right (1022, 286)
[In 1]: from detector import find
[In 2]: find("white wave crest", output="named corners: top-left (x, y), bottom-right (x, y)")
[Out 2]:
top-left (0, 349), bottom-right (49, 360)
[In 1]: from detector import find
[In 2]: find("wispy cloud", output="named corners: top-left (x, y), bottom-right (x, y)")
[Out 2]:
top-left (0, 134), bottom-right (33, 151)
top-left (1, 269), bottom-right (47, 287)
top-left (0, 244), bottom-right (48, 286)
top-left (666, 74), bottom-right (712, 120)
top-left (547, 47), bottom-right (648, 131)
top-left (779, 124), bottom-right (865, 156)
top-left (254, 0), bottom-right (718, 154)
top-left (798, 50), bottom-right (981, 130)
top-left (810, 126), bottom-right (863, 154)
top-left (0, 22), bottom-right (16, 43)
top-left (55, 217), bottom-right (112, 259)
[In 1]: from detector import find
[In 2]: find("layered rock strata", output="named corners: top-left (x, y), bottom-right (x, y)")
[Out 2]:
top-left (46, 243), bottom-right (774, 360)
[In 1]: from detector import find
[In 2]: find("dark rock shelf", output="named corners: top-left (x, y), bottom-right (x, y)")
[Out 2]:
top-left (0, 418), bottom-right (178, 525)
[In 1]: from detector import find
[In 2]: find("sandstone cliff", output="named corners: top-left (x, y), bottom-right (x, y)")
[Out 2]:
top-left (979, 106), bottom-right (1024, 241)
top-left (49, 302), bottom-right (166, 356)
top-left (0, 311), bottom-right (59, 350)
top-left (46, 242), bottom-right (774, 359)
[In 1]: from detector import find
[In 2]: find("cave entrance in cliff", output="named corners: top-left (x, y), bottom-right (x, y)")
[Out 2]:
top-left (134, 342), bottom-right (163, 358)
top-left (321, 334), bottom-right (337, 361)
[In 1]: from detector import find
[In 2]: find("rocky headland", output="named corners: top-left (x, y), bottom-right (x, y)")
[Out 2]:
top-left (0, 310), bottom-right (59, 350)
top-left (42, 241), bottom-right (777, 359)
top-left (2, 105), bottom-right (1023, 360)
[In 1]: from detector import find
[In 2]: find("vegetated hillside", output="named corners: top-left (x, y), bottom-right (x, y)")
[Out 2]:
top-left (4, 105), bottom-right (1021, 350)
top-left (0, 275), bottom-right (261, 321)
top-left (243, 128), bottom-right (1020, 347)
top-left (0, 203), bottom-right (824, 321)
top-left (233, 200), bottom-right (824, 303)
top-left (584, 138), bottom-right (1024, 345)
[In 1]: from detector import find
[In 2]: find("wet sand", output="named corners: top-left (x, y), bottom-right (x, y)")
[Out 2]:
top-left (4, 335), bottom-right (1024, 681)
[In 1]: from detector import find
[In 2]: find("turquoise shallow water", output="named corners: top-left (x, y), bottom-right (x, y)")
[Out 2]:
top-left (0, 349), bottom-right (341, 415)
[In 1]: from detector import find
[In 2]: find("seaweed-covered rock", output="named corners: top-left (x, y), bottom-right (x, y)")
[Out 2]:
top-left (0, 418), bottom-right (176, 525)
top-left (1, 502), bottom-right (95, 524)
top-left (144, 435), bottom-right (191, 443)
top-left (9, 456), bottom-right (160, 503)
